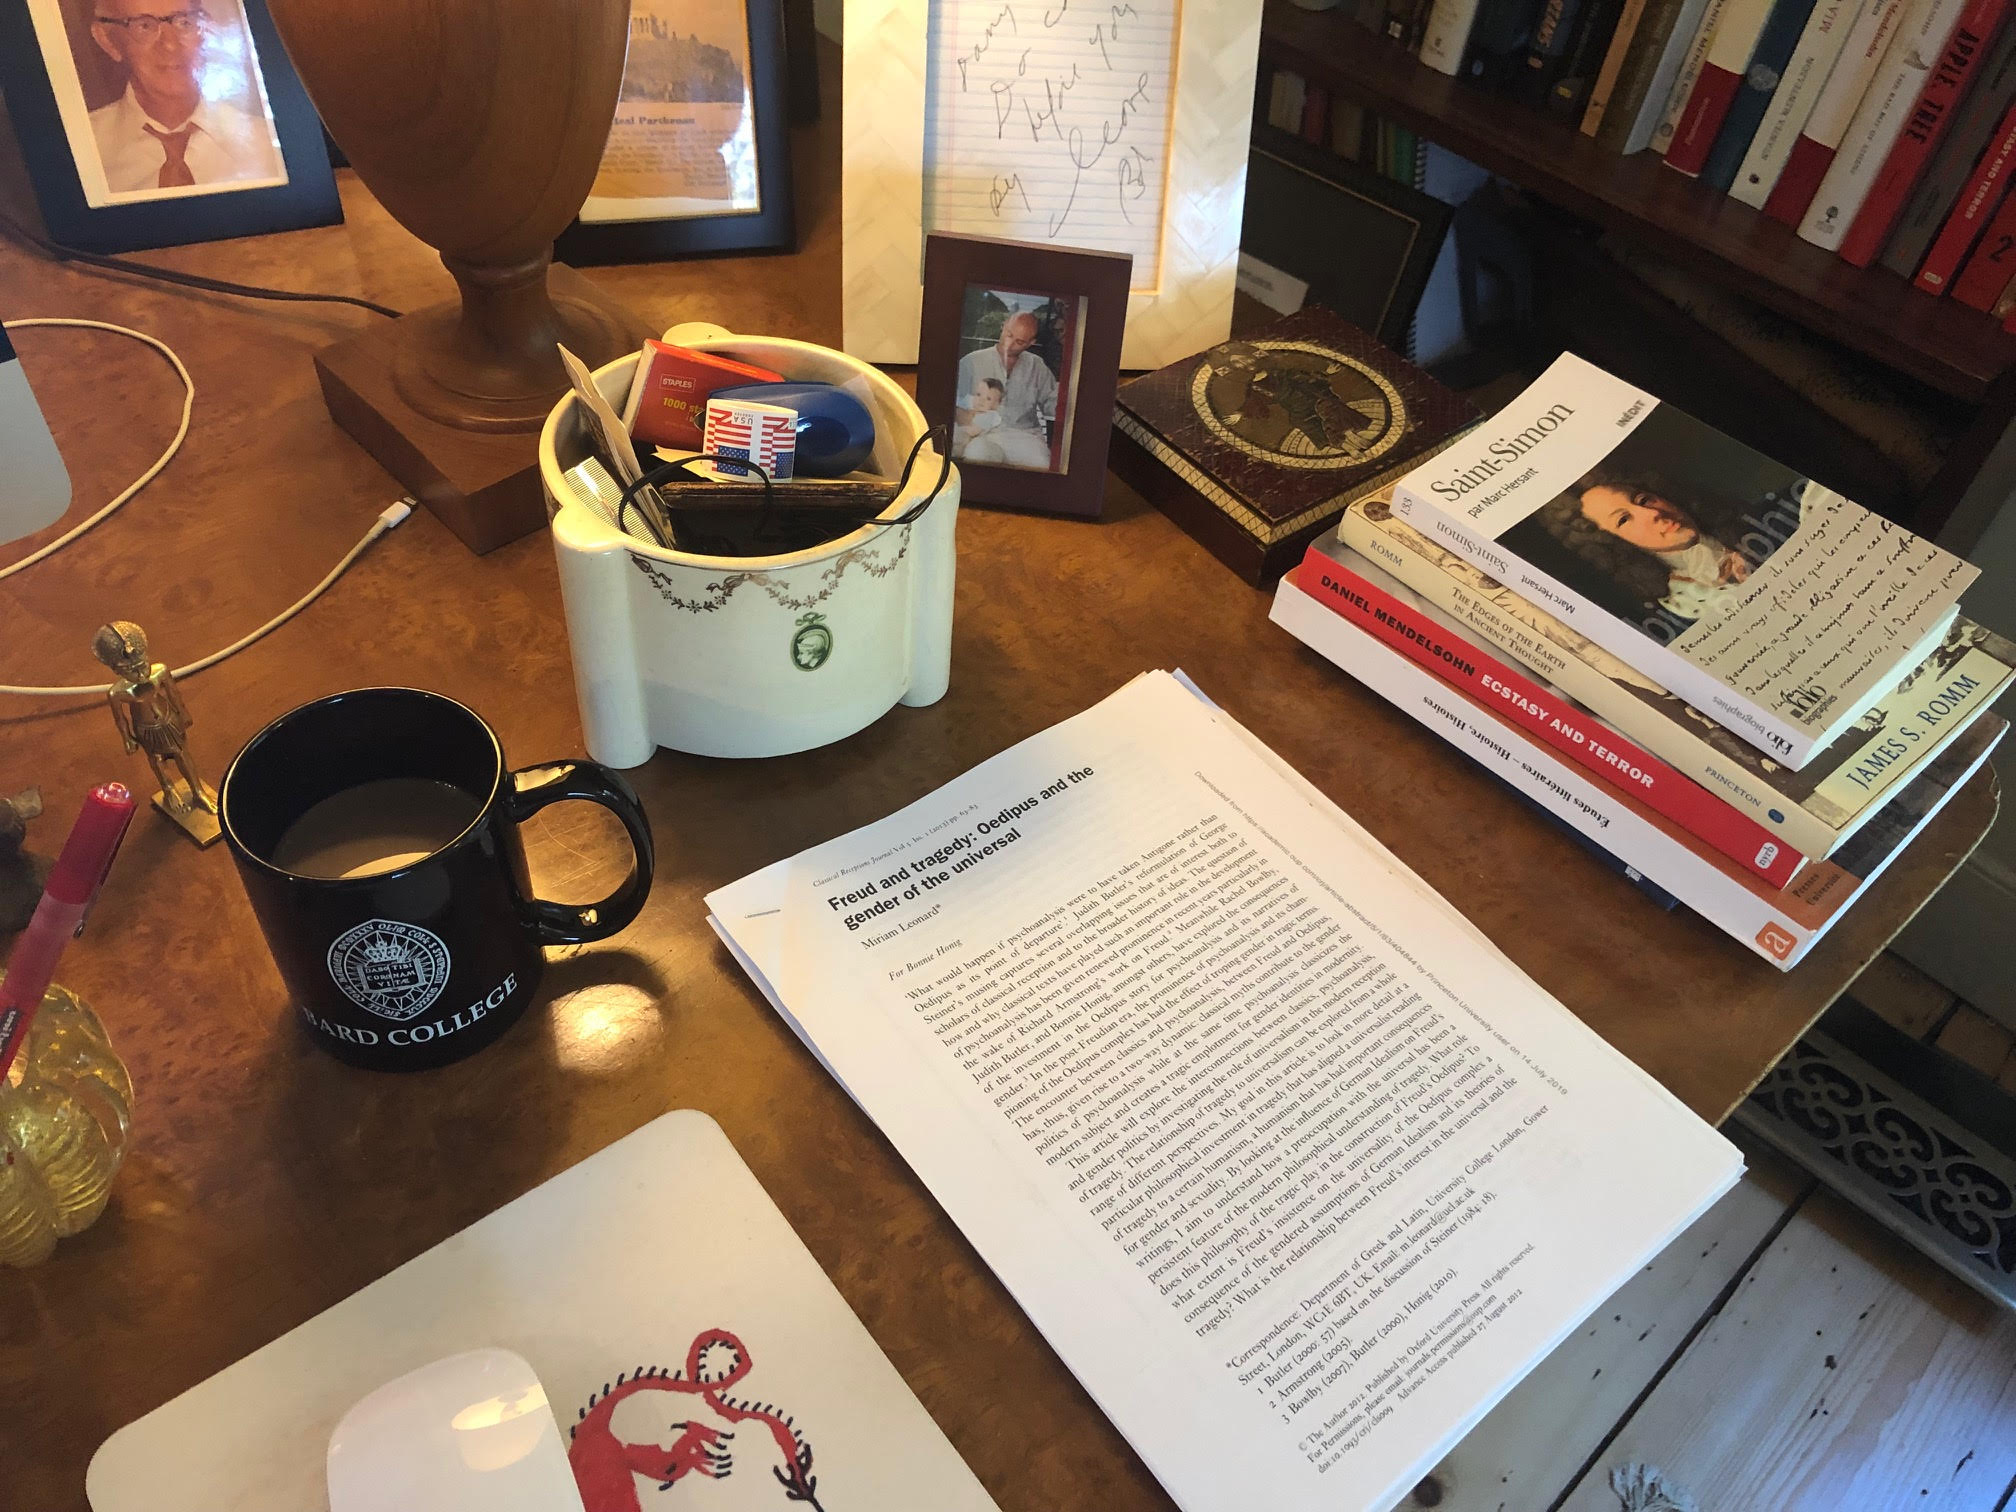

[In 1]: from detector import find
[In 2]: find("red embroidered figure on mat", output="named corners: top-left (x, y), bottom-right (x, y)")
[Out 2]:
top-left (569, 1329), bottom-right (824, 1511)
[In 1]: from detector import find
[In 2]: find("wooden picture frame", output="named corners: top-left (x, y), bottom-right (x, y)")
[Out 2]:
top-left (553, 0), bottom-right (795, 266)
top-left (842, 0), bottom-right (1262, 370)
top-left (1240, 126), bottom-right (1453, 352)
top-left (0, 0), bottom-right (339, 253)
top-left (917, 232), bottom-right (1131, 519)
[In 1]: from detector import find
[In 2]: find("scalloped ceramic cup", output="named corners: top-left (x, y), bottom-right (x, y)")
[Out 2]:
top-left (539, 323), bottom-right (960, 763)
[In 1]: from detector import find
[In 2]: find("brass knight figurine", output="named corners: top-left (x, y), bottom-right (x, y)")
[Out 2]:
top-left (91, 621), bottom-right (221, 846)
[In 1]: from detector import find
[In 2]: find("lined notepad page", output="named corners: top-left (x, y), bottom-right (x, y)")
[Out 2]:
top-left (924, 1), bottom-right (1180, 289)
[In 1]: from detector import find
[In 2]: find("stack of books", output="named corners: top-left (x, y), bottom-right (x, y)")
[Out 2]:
top-left (1270, 352), bottom-right (2011, 968)
top-left (1280, 0), bottom-right (2016, 325)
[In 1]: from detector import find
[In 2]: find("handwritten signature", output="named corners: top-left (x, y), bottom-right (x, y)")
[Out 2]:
top-left (956, 4), bottom-right (1019, 92)
top-left (990, 173), bottom-right (1033, 214)
top-left (1046, 71), bottom-right (1154, 237)
top-left (953, 0), bottom-right (1162, 244)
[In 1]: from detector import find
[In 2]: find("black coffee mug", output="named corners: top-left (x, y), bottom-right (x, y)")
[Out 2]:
top-left (220, 688), bottom-right (654, 1071)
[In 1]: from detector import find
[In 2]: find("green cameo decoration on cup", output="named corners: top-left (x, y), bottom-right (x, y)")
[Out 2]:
top-left (791, 612), bottom-right (833, 671)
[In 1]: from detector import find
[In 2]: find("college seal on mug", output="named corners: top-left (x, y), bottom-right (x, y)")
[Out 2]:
top-left (326, 919), bottom-right (453, 1021)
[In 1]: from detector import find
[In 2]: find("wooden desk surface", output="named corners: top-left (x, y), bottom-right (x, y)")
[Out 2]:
top-left (0, 72), bottom-right (1998, 1512)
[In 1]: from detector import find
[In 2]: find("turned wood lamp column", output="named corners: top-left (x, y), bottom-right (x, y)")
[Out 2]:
top-left (267, 0), bottom-right (648, 553)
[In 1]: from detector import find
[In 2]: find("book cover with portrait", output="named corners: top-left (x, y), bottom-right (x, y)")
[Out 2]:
top-left (1389, 353), bottom-right (1980, 770)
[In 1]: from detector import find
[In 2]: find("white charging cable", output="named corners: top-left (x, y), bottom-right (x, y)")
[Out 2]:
top-left (0, 317), bottom-right (192, 583)
top-left (1, 317), bottom-right (413, 697)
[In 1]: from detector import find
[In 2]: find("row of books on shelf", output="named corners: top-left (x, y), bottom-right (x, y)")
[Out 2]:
top-left (1349, 0), bottom-right (2016, 321)
top-left (1262, 64), bottom-right (1429, 183)
top-left (1268, 349), bottom-right (2008, 969)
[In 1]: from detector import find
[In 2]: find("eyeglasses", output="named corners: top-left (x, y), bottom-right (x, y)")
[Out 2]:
top-left (94, 11), bottom-right (204, 40)
top-left (614, 426), bottom-right (954, 554)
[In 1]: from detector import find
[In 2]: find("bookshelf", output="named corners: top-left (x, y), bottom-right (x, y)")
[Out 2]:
top-left (1260, 0), bottom-right (2016, 404)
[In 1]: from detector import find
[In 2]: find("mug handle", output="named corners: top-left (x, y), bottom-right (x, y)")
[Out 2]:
top-left (504, 761), bottom-right (656, 945)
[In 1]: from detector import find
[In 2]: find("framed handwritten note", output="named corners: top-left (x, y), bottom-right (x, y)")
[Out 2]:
top-left (844, 0), bottom-right (1260, 369)
top-left (924, 3), bottom-right (1178, 288)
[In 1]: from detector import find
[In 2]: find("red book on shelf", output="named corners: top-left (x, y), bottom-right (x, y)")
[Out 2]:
top-left (1952, 187), bottom-right (2016, 305)
top-left (1294, 548), bottom-right (1809, 888)
top-left (1301, 82), bottom-right (1330, 144)
top-left (1666, 0), bottom-right (1780, 175)
top-left (1839, 0), bottom-right (2012, 266)
top-left (1765, 134), bottom-right (1837, 222)
top-left (1916, 99), bottom-right (2016, 291)
top-left (1664, 65), bottom-right (1749, 175)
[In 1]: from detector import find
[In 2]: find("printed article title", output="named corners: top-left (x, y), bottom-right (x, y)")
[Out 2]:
top-left (822, 767), bottom-right (1098, 933)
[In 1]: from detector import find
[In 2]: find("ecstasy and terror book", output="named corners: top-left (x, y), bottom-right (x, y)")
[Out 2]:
top-left (1389, 354), bottom-right (1979, 769)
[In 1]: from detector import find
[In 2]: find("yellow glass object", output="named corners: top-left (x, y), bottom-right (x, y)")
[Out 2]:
top-left (0, 976), bottom-right (132, 1267)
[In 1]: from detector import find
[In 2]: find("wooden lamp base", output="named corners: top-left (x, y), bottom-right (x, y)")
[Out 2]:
top-left (314, 264), bottom-right (649, 555)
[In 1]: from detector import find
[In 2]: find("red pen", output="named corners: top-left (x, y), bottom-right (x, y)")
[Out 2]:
top-left (0, 784), bottom-right (136, 1082)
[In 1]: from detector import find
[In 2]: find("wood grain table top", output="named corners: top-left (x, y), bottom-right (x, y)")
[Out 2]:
top-left (0, 60), bottom-right (1997, 1512)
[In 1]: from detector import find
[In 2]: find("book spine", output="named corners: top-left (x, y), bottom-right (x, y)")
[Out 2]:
top-left (1552, 0), bottom-right (1633, 114)
top-left (1298, 549), bottom-right (1809, 883)
top-left (1614, 0), bottom-right (1718, 148)
top-left (1501, 788), bottom-right (1686, 906)
top-left (1335, 510), bottom-right (1851, 856)
top-left (1915, 105), bottom-right (2016, 287)
top-left (1666, 0), bottom-right (1781, 170)
top-left (1270, 583), bottom-right (1817, 968)
top-left (1267, 70), bottom-right (1303, 132)
top-left (1837, 0), bottom-right (2010, 264)
top-left (1302, 82), bottom-right (1332, 144)
top-left (1733, 0), bottom-right (1870, 204)
top-left (1653, 0), bottom-right (1732, 150)
top-left (1473, 0), bottom-right (1563, 85)
top-left (1421, 0), bottom-right (1489, 71)
top-left (1798, 0), bottom-right (1969, 248)
top-left (1730, 0), bottom-right (1864, 203)
top-left (1763, 0), bottom-right (1912, 220)
top-left (1388, 482), bottom-right (1822, 767)
top-left (1950, 178), bottom-right (2016, 299)
top-left (1881, 20), bottom-right (2016, 274)
top-left (1332, 99), bottom-right (1368, 159)
top-left (1525, 0), bottom-right (1594, 98)
top-left (1582, 0), bottom-right (1655, 130)
top-left (1701, 0), bottom-right (1826, 188)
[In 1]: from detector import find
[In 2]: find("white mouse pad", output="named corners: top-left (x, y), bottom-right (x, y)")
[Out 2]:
top-left (88, 1110), bottom-right (999, 1512)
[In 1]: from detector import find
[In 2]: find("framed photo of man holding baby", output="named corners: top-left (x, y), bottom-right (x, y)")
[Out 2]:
top-left (0, 0), bottom-right (337, 251)
top-left (916, 233), bottom-right (1132, 520)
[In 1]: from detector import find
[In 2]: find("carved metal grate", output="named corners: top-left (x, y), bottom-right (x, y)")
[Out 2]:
top-left (1738, 1029), bottom-right (2016, 1310)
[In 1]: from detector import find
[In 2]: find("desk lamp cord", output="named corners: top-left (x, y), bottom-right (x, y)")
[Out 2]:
top-left (0, 317), bottom-right (411, 698)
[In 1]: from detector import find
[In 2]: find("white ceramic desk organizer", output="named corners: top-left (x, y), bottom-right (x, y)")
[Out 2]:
top-left (540, 322), bottom-right (959, 763)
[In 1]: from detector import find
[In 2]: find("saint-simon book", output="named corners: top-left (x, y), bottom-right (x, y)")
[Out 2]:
top-left (708, 673), bottom-right (1741, 1512)
top-left (1389, 354), bottom-right (1979, 769)
top-left (1337, 494), bottom-right (2015, 860)
top-left (1272, 546), bottom-right (2005, 970)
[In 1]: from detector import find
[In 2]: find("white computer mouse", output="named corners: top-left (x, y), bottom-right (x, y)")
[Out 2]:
top-left (327, 1347), bottom-right (587, 1512)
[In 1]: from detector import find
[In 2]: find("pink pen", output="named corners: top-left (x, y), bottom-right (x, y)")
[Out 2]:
top-left (0, 784), bottom-right (136, 1083)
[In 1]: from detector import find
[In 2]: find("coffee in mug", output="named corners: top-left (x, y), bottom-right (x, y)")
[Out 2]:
top-left (269, 778), bottom-right (484, 880)
top-left (220, 688), bottom-right (655, 1070)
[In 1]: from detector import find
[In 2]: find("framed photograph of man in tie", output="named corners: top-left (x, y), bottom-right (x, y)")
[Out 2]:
top-left (0, 0), bottom-right (338, 252)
